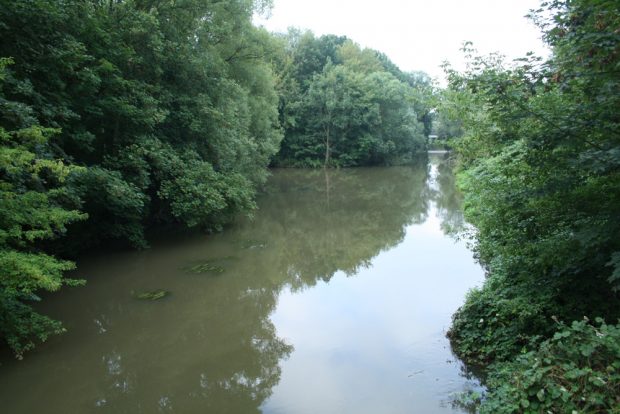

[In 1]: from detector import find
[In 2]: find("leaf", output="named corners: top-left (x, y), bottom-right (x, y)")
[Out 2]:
top-left (606, 252), bottom-right (620, 291)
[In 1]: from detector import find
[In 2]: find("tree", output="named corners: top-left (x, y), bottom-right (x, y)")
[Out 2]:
top-left (272, 32), bottom-right (431, 167)
top-left (0, 59), bottom-right (87, 357)
top-left (302, 64), bottom-right (377, 166)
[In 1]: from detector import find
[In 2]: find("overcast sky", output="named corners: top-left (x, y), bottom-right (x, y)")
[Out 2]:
top-left (254, 0), bottom-right (549, 84)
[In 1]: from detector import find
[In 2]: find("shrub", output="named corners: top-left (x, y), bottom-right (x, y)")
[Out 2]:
top-left (479, 319), bottom-right (620, 413)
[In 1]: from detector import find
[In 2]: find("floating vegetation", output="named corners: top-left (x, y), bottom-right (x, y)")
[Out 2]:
top-left (239, 239), bottom-right (267, 249)
top-left (186, 262), bottom-right (225, 274)
top-left (183, 256), bottom-right (238, 275)
top-left (133, 289), bottom-right (170, 301)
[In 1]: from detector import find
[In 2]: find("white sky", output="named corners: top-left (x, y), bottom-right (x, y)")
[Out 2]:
top-left (254, 0), bottom-right (549, 84)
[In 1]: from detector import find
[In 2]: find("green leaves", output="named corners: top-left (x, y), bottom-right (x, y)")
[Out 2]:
top-left (0, 120), bottom-right (85, 357)
top-left (606, 252), bottom-right (620, 291)
top-left (479, 320), bottom-right (620, 414)
top-left (273, 33), bottom-right (430, 167)
top-left (69, 166), bottom-right (147, 248)
top-left (0, 250), bottom-right (78, 293)
top-left (158, 155), bottom-right (256, 229)
top-left (444, 0), bottom-right (620, 411)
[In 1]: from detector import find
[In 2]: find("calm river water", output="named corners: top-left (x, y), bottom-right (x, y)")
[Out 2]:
top-left (0, 153), bottom-right (483, 413)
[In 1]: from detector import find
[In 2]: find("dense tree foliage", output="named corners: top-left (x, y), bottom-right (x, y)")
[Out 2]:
top-left (272, 31), bottom-right (433, 167)
top-left (431, 100), bottom-right (463, 141)
top-left (0, 0), bottom-right (283, 356)
top-left (0, 59), bottom-right (87, 357)
top-left (442, 0), bottom-right (620, 410)
top-left (1, 0), bottom-right (283, 244)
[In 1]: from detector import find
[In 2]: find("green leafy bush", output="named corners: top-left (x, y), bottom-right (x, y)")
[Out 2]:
top-left (480, 319), bottom-right (620, 414)
top-left (448, 274), bottom-right (550, 366)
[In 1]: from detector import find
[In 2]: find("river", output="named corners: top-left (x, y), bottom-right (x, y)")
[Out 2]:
top-left (0, 153), bottom-right (483, 413)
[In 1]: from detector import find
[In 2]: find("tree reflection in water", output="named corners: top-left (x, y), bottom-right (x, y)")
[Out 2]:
top-left (0, 155), bottom-right (473, 414)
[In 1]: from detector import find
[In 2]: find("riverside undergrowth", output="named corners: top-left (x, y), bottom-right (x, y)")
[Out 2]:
top-left (441, 0), bottom-right (620, 411)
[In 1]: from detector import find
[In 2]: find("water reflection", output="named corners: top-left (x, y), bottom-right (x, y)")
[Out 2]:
top-left (428, 154), bottom-right (465, 236)
top-left (0, 154), bottom-right (480, 414)
top-left (248, 164), bottom-right (430, 289)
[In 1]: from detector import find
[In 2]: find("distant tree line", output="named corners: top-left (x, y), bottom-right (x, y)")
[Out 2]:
top-left (272, 30), bottom-right (433, 167)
